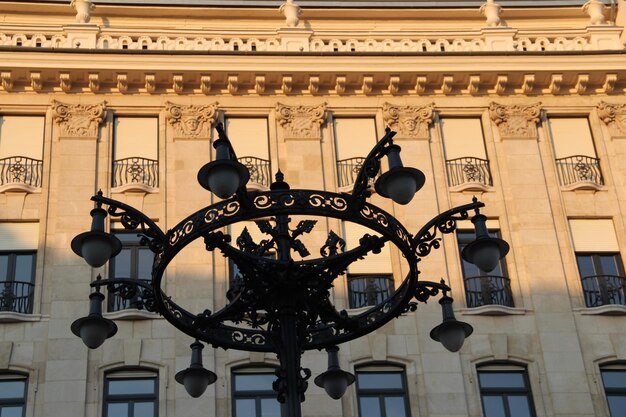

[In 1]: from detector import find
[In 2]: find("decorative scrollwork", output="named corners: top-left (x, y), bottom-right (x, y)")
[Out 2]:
top-left (320, 230), bottom-right (345, 257)
top-left (308, 194), bottom-right (348, 211)
top-left (232, 331), bottom-right (266, 345)
top-left (414, 282), bottom-right (442, 303)
top-left (360, 206), bottom-right (389, 228)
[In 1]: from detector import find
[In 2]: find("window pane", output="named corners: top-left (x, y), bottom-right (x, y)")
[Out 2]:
top-left (576, 255), bottom-right (596, 278)
top-left (106, 403), bottom-right (129, 417)
top-left (116, 234), bottom-right (141, 244)
top-left (108, 378), bottom-right (155, 395)
top-left (508, 395), bottom-right (533, 417)
top-left (260, 398), bottom-right (281, 417)
top-left (482, 396), bottom-right (506, 417)
top-left (0, 380), bottom-right (26, 399)
top-left (0, 255), bottom-right (9, 281)
top-left (383, 396), bottom-right (407, 417)
top-left (113, 249), bottom-right (132, 278)
top-left (599, 255), bottom-right (620, 276)
top-left (357, 373), bottom-right (403, 390)
top-left (359, 397), bottom-right (382, 417)
top-left (134, 402), bottom-right (155, 417)
top-left (479, 372), bottom-right (526, 389)
top-left (235, 374), bottom-right (275, 392)
top-left (14, 255), bottom-right (33, 282)
top-left (1, 406), bottom-right (24, 417)
top-left (235, 399), bottom-right (256, 417)
top-left (607, 395), bottom-right (626, 417)
top-left (137, 249), bottom-right (153, 279)
top-left (602, 371), bottom-right (626, 389)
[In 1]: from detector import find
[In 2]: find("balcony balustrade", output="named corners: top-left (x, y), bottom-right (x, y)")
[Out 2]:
top-left (112, 157), bottom-right (159, 188)
top-left (348, 275), bottom-right (394, 309)
top-left (555, 155), bottom-right (603, 187)
top-left (239, 156), bottom-right (271, 188)
top-left (0, 281), bottom-right (34, 314)
top-left (445, 157), bottom-right (492, 187)
top-left (464, 275), bottom-right (514, 308)
top-left (336, 157), bottom-right (381, 189)
top-left (581, 275), bottom-right (626, 308)
top-left (107, 279), bottom-right (152, 312)
top-left (0, 156), bottom-right (43, 188)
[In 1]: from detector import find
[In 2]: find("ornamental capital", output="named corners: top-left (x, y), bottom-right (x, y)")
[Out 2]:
top-left (597, 101), bottom-right (626, 137)
top-left (165, 102), bottom-right (219, 139)
top-left (382, 103), bottom-right (434, 140)
top-left (51, 100), bottom-right (106, 139)
top-left (276, 102), bottom-right (326, 140)
top-left (489, 102), bottom-right (541, 139)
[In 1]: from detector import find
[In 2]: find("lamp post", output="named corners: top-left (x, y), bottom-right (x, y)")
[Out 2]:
top-left (71, 123), bottom-right (508, 417)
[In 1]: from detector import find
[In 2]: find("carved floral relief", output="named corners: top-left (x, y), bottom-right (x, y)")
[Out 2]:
top-left (489, 102), bottom-right (541, 139)
top-left (165, 102), bottom-right (218, 139)
top-left (597, 102), bottom-right (626, 137)
top-left (382, 103), bottom-right (434, 139)
top-left (276, 103), bottom-right (327, 140)
top-left (51, 100), bottom-right (106, 139)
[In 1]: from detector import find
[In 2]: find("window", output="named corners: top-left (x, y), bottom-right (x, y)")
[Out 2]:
top-left (334, 118), bottom-right (378, 188)
top-left (548, 117), bottom-right (603, 187)
top-left (0, 373), bottom-right (28, 417)
top-left (440, 118), bottom-right (492, 187)
top-left (355, 366), bottom-right (410, 417)
top-left (112, 117), bottom-right (159, 189)
top-left (0, 223), bottom-right (38, 314)
top-left (0, 116), bottom-right (45, 189)
top-left (232, 368), bottom-right (283, 417)
top-left (225, 118), bottom-right (271, 188)
top-left (343, 222), bottom-right (394, 309)
top-left (108, 232), bottom-right (153, 312)
top-left (457, 221), bottom-right (512, 308)
top-left (601, 367), bottom-right (626, 417)
top-left (104, 370), bottom-right (158, 417)
top-left (569, 219), bottom-right (625, 307)
top-left (478, 367), bottom-right (536, 417)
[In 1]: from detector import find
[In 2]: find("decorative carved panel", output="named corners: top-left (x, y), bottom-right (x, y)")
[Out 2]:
top-left (489, 102), bottom-right (541, 139)
top-left (382, 103), bottom-right (434, 140)
top-left (51, 100), bottom-right (106, 139)
top-left (597, 102), bottom-right (626, 138)
top-left (276, 103), bottom-right (327, 140)
top-left (165, 102), bottom-right (219, 139)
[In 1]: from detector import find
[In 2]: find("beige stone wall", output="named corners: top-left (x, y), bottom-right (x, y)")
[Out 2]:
top-left (0, 2), bottom-right (625, 417)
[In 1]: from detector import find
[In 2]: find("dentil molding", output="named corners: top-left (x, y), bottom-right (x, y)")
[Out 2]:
top-left (165, 101), bottom-right (219, 139)
top-left (597, 101), bottom-right (626, 138)
top-left (488, 102), bottom-right (541, 139)
top-left (382, 103), bottom-right (434, 140)
top-left (276, 102), bottom-right (327, 140)
top-left (51, 100), bottom-right (106, 139)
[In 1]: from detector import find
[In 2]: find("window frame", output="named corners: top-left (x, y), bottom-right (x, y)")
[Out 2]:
top-left (0, 372), bottom-right (28, 417)
top-left (103, 370), bottom-right (158, 417)
top-left (600, 366), bottom-right (626, 417)
top-left (354, 365), bottom-right (411, 417)
top-left (477, 368), bottom-right (537, 417)
top-left (0, 251), bottom-right (37, 314)
top-left (575, 252), bottom-right (625, 278)
top-left (231, 366), bottom-right (283, 417)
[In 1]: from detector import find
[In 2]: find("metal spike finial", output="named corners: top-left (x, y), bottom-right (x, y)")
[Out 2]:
top-left (271, 170), bottom-right (290, 191)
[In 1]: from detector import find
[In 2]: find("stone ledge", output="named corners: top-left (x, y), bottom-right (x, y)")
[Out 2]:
top-left (0, 184), bottom-right (41, 194)
top-left (459, 305), bottom-right (529, 316)
top-left (0, 312), bottom-right (44, 323)
top-left (575, 305), bottom-right (626, 316)
top-left (103, 309), bottom-right (161, 320)
top-left (449, 182), bottom-right (494, 193)
top-left (111, 184), bottom-right (159, 194)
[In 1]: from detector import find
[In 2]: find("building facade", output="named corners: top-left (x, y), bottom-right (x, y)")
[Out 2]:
top-left (1, 0), bottom-right (626, 416)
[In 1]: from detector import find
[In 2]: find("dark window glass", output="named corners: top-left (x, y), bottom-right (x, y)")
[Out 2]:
top-left (0, 375), bottom-right (27, 417)
top-left (104, 373), bottom-right (157, 417)
top-left (576, 253), bottom-right (625, 307)
top-left (356, 369), bottom-right (410, 417)
top-left (478, 370), bottom-right (536, 417)
top-left (232, 370), bottom-right (283, 417)
top-left (108, 233), bottom-right (153, 312)
top-left (601, 369), bottom-right (626, 417)
top-left (0, 252), bottom-right (36, 314)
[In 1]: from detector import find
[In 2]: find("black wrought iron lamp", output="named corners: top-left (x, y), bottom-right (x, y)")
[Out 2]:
top-left (71, 124), bottom-right (508, 417)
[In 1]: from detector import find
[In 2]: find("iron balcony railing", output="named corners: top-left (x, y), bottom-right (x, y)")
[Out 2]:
top-left (581, 275), bottom-right (626, 308)
top-left (348, 274), bottom-right (394, 309)
top-left (0, 156), bottom-right (43, 188)
top-left (336, 156), bottom-right (382, 189)
top-left (555, 155), bottom-right (603, 187)
top-left (464, 275), bottom-right (514, 308)
top-left (107, 279), bottom-right (152, 312)
top-left (0, 281), bottom-right (35, 314)
top-left (239, 156), bottom-right (271, 187)
top-left (112, 157), bottom-right (159, 188)
top-left (445, 157), bottom-right (493, 187)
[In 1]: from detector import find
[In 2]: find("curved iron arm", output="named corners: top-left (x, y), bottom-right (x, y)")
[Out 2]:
top-left (350, 128), bottom-right (397, 203)
top-left (214, 122), bottom-right (239, 162)
top-left (88, 277), bottom-right (159, 313)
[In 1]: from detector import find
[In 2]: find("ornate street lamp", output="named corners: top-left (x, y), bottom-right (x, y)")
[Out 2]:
top-left (71, 124), bottom-right (508, 417)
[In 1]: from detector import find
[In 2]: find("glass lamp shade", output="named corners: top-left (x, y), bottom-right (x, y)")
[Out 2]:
top-left (461, 237), bottom-right (509, 273)
top-left (374, 167), bottom-right (425, 205)
top-left (314, 370), bottom-right (355, 400)
top-left (430, 319), bottom-right (473, 353)
top-left (71, 316), bottom-right (118, 349)
top-left (71, 231), bottom-right (122, 268)
top-left (175, 367), bottom-right (217, 398)
top-left (197, 160), bottom-right (250, 199)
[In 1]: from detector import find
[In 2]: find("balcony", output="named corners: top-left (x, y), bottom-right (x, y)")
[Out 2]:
top-left (337, 157), bottom-right (366, 188)
top-left (107, 279), bottom-right (152, 312)
top-left (348, 274), bottom-right (394, 309)
top-left (0, 156), bottom-right (43, 190)
top-left (0, 281), bottom-right (34, 314)
top-left (581, 275), bottom-right (626, 308)
top-left (445, 157), bottom-right (492, 188)
top-left (464, 275), bottom-right (514, 308)
top-left (112, 157), bottom-right (159, 190)
top-left (555, 155), bottom-right (603, 188)
top-left (239, 156), bottom-right (271, 188)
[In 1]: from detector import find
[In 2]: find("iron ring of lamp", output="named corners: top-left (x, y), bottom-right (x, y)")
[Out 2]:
top-left (71, 123), bottom-right (509, 408)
